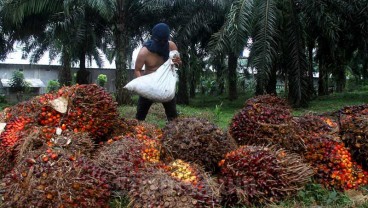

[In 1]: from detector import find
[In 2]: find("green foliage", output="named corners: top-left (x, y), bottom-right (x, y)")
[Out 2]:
top-left (9, 70), bottom-right (30, 93)
top-left (214, 102), bottom-right (223, 122)
top-left (46, 80), bottom-right (60, 93)
top-left (109, 193), bottom-right (130, 208)
top-left (293, 91), bottom-right (368, 116)
top-left (199, 76), bottom-right (217, 95)
top-left (97, 74), bottom-right (107, 87)
top-left (0, 94), bottom-right (7, 103)
top-left (276, 183), bottom-right (352, 207)
top-left (72, 73), bottom-right (77, 85)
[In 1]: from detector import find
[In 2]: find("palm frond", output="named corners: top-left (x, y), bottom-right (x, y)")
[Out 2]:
top-left (285, 0), bottom-right (309, 107)
top-left (249, 0), bottom-right (278, 94)
top-left (208, 0), bottom-right (253, 54)
top-left (1, 0), bottom-right (62, 24)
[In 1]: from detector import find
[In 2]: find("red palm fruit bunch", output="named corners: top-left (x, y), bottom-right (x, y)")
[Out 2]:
top-left (161, 159), bottom-right (222, 206)
top-left (218, 145), bottom-right (313, 207)
top-left (105, 122), bottom-right (163, 163)
top-left (293, 114), bottom-right (341, 144)
top-left (93, 136), bottom-right (161, 192)
top-left (55, 84), bottom-right (119, 141)
top-left (161, 117), bottom-right (238, 173)
top-left (37, 106), bottom-right (63, 141)
top-left (0, 125), bottom-right (43, 178)
top-left (0, 116), bottom-right (34, 150)
top-left (229, 95), bottom-right (304, 152)
top-left (338, 104), bottom-right (368, 169)
top-left (1, 147), bottom-right (111, 208)
top-left (304, 135), bottom-right (368, 190)
top-left (129, 166), bottom-right (221, 208)
top-left (130, 123), bottom-right (163, 163)
top-left (0, 97), bottom-right (44, 122)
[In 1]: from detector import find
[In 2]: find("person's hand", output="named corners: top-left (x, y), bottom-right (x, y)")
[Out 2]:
top-left (172, 56), bottom-right (182, 67)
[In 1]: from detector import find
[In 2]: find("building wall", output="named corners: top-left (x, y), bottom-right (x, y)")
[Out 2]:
top-left (0, 63), bottom-right (135, 94)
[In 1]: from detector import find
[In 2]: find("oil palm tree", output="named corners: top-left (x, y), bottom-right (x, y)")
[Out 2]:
top-left (0, 0), bottom-right (92, 86)
top-left (210, 0), bottom-right (367, 107)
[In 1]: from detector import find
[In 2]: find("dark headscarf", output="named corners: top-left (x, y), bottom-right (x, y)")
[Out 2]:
top-left (143, 23), bottom-right (170, 61)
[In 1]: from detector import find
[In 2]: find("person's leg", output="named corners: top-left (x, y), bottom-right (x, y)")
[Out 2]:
top-left (162, 97), bottom-right (178, 121)
top-left (136, 96), bottom-right (153, 121)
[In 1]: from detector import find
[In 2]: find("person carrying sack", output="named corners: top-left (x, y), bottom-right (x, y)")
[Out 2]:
top-left (133, 23), bottom-right (182, 121)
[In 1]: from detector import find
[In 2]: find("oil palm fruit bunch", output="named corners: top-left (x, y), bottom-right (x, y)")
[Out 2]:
top-left (0, 95), bottom-right (47, 122)
top-left (218, 145), bottom-right (313, 207)
top-left (1, 147), bottom-right (110, 208)
top-left (0, 117), bottom-right (34, 177)
top-left (164, 159), bottom-right (201, 185)
top-left (293, 114), bottom-right (340, 144)
top-left (161, 117), bottom-right (237, 173)
top-left (304, 135), bottom-right (368, 190)
top-left (54, 84), bottom-right (119, 141)
top-left (93, 136), bottom-right (161, 192)
top-left (129, 166), bottom-right (221, 208)
top-left (338, 104), bottom-right (368, 169)
top-left (230, 95), bottom-right (304, 152)
top-left (0, 116), bottom-right (34, 150)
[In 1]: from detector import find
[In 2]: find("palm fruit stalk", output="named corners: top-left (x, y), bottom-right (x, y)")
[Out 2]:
top-left (161, 117), bottom-right (237, 173)
top-left (230, 95), bottom-right (304, 152)
top-left (218, 145), bottom-right (313, 207)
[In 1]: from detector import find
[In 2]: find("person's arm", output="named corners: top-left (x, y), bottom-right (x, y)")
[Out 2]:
top-left (134, 48), bottom-right (146, 77)
top-left (169, 41), bottom-right (182, 67)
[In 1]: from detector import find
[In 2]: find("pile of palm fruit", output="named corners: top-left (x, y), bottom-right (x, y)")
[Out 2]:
top-left (1, 86), bottom-right (368, 207)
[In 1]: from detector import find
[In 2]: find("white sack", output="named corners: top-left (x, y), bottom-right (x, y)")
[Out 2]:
top-left (124, 50), bottom-right (179, 102)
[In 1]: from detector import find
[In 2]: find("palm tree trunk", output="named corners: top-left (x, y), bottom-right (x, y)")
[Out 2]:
top-left (228, 52), bottom-right (238, 100)
top-left (59, 48), bottom-right (72, 86)
top-left (177, 51), bottom-right (189, 104)
top-left (318, 58), bottom-right (328, 96)
top-left (266, 64), bottom-right (277, 94)
top-left (335, 67), bottom-right (345, 93)
top-left (215, 54), bottom-right (225, 95)
top-left (114, 28), bottom-right (132, 105)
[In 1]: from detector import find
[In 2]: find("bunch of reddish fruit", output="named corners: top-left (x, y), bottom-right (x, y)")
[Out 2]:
top-left (229, 95), bottom-right (303, 152)
top-left (0, 116), bottom-right (33, 149)
top-left (338, 104), bottom-right (368, 169)
top-left (161, 117), bottom-right (237, 173)
top-left (1, 147), bottom-right (111, 208)
top-left (304, 135), bottom-right (368, 190)
top-left (218, 145), bottom-right (313, 207)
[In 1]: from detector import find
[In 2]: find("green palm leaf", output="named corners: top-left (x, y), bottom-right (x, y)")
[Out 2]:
top-left (249, 0), bottom-right (278, 95)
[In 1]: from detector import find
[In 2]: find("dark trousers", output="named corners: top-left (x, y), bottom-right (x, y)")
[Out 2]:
top-left (136, 96), bottom-right (178, 121)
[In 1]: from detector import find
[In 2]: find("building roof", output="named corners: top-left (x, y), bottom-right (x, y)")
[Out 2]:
top-left (1, 78), bottom-right (46, 88)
